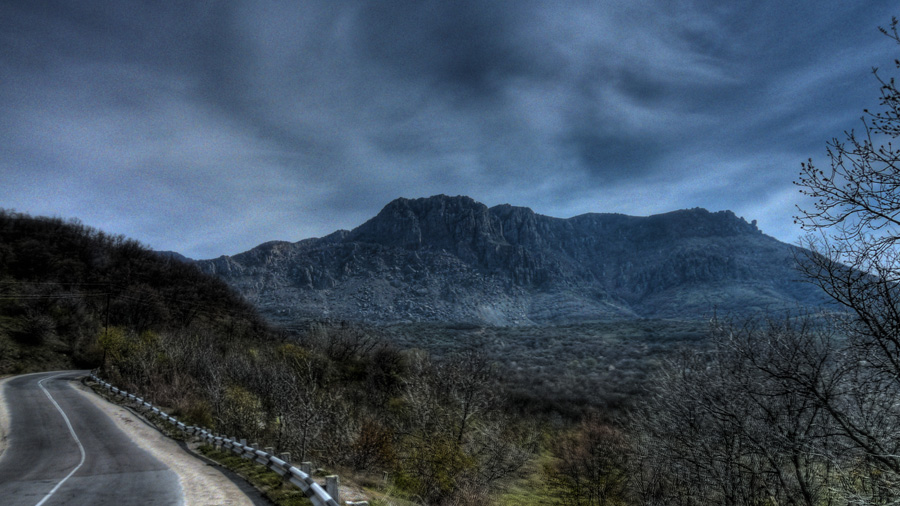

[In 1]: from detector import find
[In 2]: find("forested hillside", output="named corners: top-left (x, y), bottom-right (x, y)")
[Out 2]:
top-left (0, 209), bottom-right (267, 373)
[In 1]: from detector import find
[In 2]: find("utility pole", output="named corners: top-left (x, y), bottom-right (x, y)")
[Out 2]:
top-left (102, 284), bottom-right (110, 373)
top-left (105, 290), bottom-right (110, 336)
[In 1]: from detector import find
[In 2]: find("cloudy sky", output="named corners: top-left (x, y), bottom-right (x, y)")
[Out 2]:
top-left (1, 1), bottom-right (897, 259)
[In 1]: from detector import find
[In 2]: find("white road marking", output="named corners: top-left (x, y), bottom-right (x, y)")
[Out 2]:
top-left (35, 374), bottom-right (86, 506)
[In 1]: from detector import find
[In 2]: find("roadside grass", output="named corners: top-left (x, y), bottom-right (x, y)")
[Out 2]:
top-left (330, 469), bottom-right (419, 506)
top-left (197, 445), bottom-right (312, 506)
top-left (361, 491), bottom-right (420, 506)
top-left (198, 447), bottom-right (425, 506)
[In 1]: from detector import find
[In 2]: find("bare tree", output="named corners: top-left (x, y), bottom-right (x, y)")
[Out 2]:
top-left (439, 350), bottom-right (496, 445)
top-left (793, 17), bottom-right (900, 502)
top-left (632, 316), bottom-right (842, 506)
top-left (395, 350), bottom-right (534, 505)
top-left (280, 356), bottom-right (334, 463)
top-left (547, 415), bottom-right (630, 506)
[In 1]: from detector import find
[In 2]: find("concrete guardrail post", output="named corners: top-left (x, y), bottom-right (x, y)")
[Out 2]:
top-left (300, 462), bottom-right (313, 475)
top-left (325, 475), bottom-right (339, 505)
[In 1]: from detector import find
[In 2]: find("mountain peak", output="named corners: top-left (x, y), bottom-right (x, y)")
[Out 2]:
top-left (644, 208), bottom-right (761, 237)
top-left (349, 195), bottom-right (499, 255)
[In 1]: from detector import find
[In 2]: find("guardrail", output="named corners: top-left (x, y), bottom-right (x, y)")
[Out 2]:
top-left (89, 373), bottom-right (365, 506)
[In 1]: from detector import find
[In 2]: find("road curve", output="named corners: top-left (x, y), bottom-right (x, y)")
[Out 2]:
top-left (0, 371), bottom-right (182, 506)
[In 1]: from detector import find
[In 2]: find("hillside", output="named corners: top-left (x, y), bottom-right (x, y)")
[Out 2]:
top-left (0, 210), bottom-right (268, 374)
top-left (197, 195), bottom-right (830, 325)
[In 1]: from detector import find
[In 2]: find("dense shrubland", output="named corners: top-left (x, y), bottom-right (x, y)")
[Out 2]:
top-left (380, 320), bottom-right (709, 417)
top-left (99, 321), bottom-right (541, 505)
top-left (626, 313), bottom-right (900, 506)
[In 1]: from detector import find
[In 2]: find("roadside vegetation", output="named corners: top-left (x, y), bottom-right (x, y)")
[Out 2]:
top-left (196, 445), bottom-right (313, 506)
top-left (100, 322), bottom-right (541, 505)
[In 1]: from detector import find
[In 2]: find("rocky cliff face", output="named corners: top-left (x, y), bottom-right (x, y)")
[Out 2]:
top-left (196, 195), bottom-right (829, 325)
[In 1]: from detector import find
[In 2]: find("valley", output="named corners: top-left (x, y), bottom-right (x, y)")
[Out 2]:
top-left (375, 319), bottom-right (711, 415)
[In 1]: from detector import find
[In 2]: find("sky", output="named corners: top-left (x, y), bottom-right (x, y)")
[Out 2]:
top-left (1, 1), bottom-right (898, 259)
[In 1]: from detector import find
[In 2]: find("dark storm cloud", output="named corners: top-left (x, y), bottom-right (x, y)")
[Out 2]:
top-left (352, 0), bottom-right (557, 95)
top-left (1, 0), bottom-right (898, 257)
top-left (566, 132), bottom-right (669, 181)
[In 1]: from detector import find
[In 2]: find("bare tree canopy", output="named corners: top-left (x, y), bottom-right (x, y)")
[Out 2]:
top-left (796, 18), bottom-right (900, 262)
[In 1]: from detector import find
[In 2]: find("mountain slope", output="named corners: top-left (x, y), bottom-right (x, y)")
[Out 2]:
top-left (197, 195), bottom-right (829, 325)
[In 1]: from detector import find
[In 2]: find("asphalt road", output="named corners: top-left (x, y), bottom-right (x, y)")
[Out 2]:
top-left (0, 371), bottom-right (182, 506)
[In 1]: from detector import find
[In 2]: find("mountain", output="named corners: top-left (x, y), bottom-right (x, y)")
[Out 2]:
top-left (196, 195), bottom-right (830, 325)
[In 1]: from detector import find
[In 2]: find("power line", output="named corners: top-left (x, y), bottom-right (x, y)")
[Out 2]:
top-left (0, 281), bottom-right (112, 286)
top-left (0, 293), bottom-right (110, 300)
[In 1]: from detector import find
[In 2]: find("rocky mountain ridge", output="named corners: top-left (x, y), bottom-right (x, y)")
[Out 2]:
top-left (196, 195), bottom-right (829, 325)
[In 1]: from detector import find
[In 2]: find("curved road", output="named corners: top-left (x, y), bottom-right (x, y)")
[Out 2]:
top-left (0, 371), bottom-right (182, 505)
